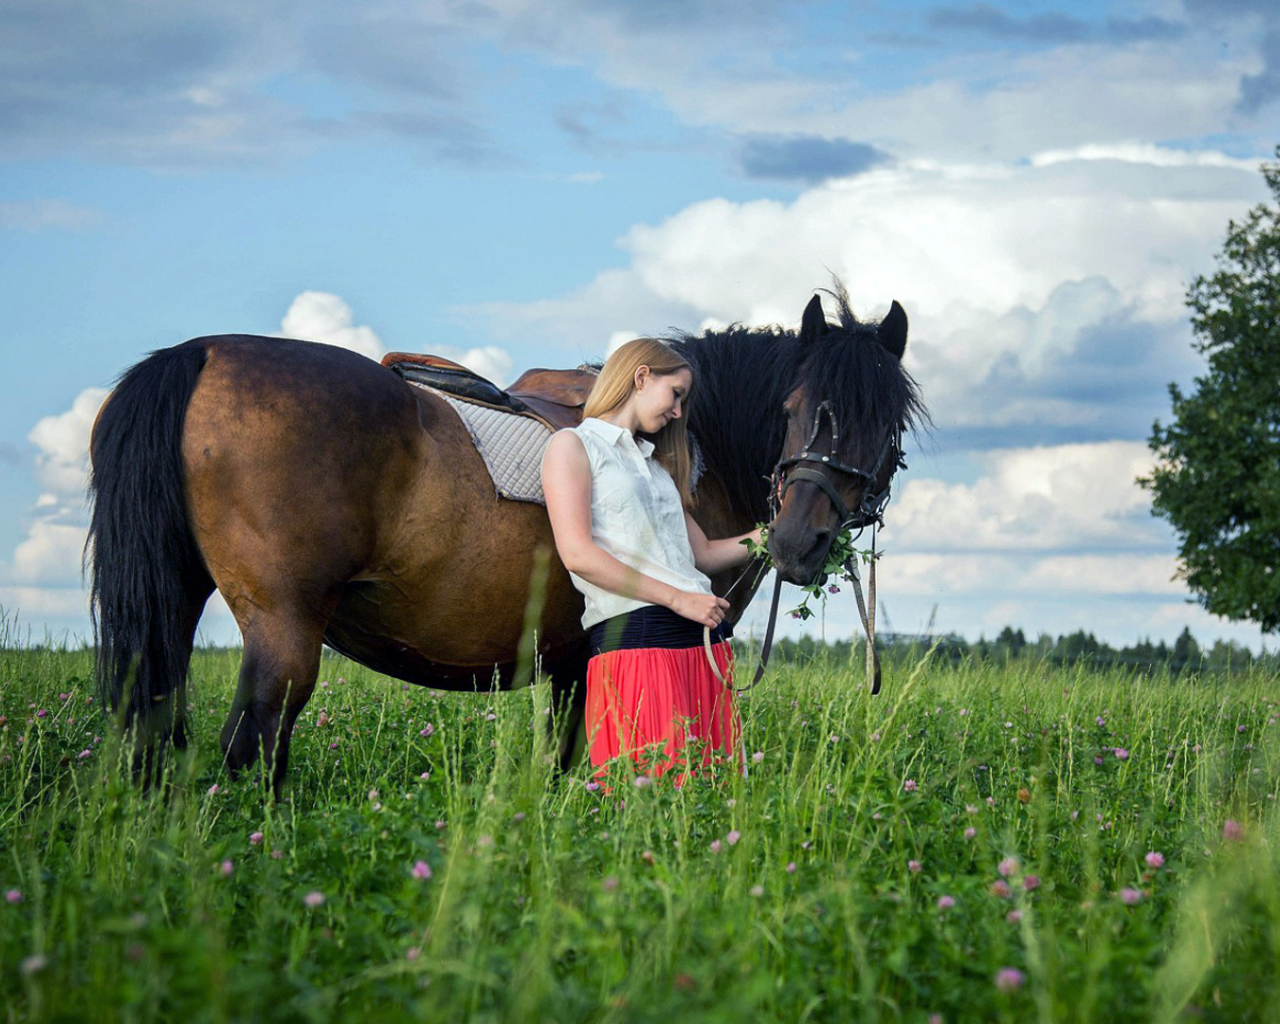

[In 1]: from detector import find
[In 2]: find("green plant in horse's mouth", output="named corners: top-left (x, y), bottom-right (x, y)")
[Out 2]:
top-left (742, 524), bottom-right (874, 621)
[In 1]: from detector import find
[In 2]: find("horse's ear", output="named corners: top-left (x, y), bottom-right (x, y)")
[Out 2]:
top-left (878, 300), bottom-right (908, 359)
top-left (799, 294), bottom-right (827, 344)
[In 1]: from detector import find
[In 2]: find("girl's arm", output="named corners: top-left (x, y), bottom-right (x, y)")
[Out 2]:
top-left (542, 431), bottom-right (729, 628)
top-left (685, 514), bottom-right (764, 575)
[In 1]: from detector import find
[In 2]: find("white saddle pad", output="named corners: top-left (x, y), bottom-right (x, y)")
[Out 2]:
top-left (413, 383), bottom-right (553, 504)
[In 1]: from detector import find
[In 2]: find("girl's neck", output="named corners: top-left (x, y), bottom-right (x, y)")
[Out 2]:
top-left (596, 403), bottom-right (640, 435)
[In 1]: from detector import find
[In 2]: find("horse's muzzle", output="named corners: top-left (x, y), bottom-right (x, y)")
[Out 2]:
top-left (767, 526), bottom-right (832, 586)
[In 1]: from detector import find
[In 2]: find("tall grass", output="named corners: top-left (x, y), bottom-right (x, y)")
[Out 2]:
top-left (2, 642), bottom-right (1279, 1022)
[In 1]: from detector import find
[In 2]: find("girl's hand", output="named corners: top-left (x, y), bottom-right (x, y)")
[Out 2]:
top-left (670, 591), bottom-right (731, 628)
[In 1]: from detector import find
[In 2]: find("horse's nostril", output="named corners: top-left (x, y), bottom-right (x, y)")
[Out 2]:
top-left (807, 529), bottom-right (832, 562)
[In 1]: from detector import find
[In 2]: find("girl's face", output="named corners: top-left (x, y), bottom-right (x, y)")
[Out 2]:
top-left (632, 366), bottom-right (692, 434)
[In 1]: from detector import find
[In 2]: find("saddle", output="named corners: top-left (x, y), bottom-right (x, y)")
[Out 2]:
top-left (382, 352), bottom-right (596, 431)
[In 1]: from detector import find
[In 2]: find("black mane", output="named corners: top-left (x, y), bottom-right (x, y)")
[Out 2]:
top-left (672, 285), bottom-right (927, 522)
top-left (671, 326), bottom-right (797, 521)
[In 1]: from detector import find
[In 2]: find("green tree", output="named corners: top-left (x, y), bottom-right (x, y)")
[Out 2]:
top-left (1171, 626), bottom-right (1202, 672)
top-left (1142, 147), bottom-right (1280, 631)
top-left (994, 625), bottom-right (1027, 658)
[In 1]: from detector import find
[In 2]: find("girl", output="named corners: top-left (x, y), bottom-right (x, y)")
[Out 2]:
top-left (541, 338), bottom-right (762, 781)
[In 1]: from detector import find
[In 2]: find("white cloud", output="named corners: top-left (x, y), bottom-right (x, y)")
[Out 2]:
top-left (618, 156), bottom-right (1257, 328)
top-left (2, 387), bottom-right (104, 624)
top-left (28, 386), bottom-right (108, 505)
top-left (11, 521), bottom-right (86, 586)
top-left (0, 586), bottom-right (91, 620)
top-left (1030, 142), bottom-right (1264, 172)
top-left (281, 291), bottom-right (387, 362)
top-left (474, 267), bottom-right (704, 364)
top-left (888, 442), bottom-right (1164, 553)
top-left (1022, 554), bottom-right (1184, 596)
top-left (280, 290), bottom-right (514, 384)
top-left (480, 149), bottom-right (1266, 447)
top-left (723, 431), bottom-right (1252, 648)
top-left (607, 331), bottom-right (638, 355)
top-left (880, 552), bottom-right (1182, 599)
top-left (443, 346), bottom-right (514, 388)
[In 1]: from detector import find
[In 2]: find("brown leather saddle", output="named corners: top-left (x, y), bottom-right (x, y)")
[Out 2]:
top-left (382, 352), bottom-right (597, 431)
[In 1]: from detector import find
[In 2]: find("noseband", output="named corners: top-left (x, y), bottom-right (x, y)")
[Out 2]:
top-left (770, 400), bottom-right (905, 529)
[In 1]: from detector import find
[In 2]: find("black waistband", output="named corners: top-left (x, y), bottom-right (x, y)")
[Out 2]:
top-left (589, 604), bottom-right (733, 655)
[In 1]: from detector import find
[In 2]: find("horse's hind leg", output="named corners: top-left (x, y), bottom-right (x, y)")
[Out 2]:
top-left (546, 651), bottom-right (588, 774)
top-left (220, 608), bottom-right (328, 795)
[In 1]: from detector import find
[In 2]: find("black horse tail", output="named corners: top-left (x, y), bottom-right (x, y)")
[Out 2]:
top-left (87, 339), bottom-right (213, 732)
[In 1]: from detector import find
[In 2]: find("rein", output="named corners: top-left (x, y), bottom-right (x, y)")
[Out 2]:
top-left (703, 399), bottom-right (902, 695)
top-left (845, 535), bottom-right (881, 696)
top-left (703, 563), bottom-right (782, 694)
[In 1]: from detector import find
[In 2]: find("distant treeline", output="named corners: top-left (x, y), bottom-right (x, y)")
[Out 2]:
top-left (5, 625), bottom-right (1267, 678)
top-left (753, 626), bottom-right (1271, 675)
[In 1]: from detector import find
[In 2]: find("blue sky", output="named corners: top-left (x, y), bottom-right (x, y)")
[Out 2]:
top-left (2, 0), bottom-right (1278, 650)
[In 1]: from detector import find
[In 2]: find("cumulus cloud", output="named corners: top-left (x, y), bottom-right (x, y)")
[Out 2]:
top-left (28, 386), bottom-right (108, 504)
top-left (280, 291), bottom-right (514, 385)
top-left (11, 521), bottom-right (85, 586)
top-left (280, 291), bottom-right (387, 362)
top-left (618, 156), bottom-right (1259, 327)
top-left (475, 267), bottom-right (705, 365)
top-left (1, 386), bottom-right (107, 634)
top-left (888, 441), bottom-right (1164, 554)
top-left (0, 585), bottom-right (90, 621)
top-left (881, 552), bottom-right (1182, 599)
top-left (1181, 0), bottom-right (1280, 112)
top-left (478, 149), bottom-right (1266, 445)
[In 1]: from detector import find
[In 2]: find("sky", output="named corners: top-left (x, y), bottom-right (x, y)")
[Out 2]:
top-left (2, 0), bottom-right (1278, 653)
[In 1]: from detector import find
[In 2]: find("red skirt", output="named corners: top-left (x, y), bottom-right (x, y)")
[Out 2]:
top-left (585, 640), bottom-right (741, 782)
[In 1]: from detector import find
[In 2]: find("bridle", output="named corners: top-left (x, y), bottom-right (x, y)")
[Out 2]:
top-left (704, 398), bottom-right (907, 698)
top-left (769, 399), bottom-right (905, 531)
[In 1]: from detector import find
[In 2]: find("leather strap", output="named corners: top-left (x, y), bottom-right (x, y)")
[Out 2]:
top-left (702, 571), bottom-right (783, 694)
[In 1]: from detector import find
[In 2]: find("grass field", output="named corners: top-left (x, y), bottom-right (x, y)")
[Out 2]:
top-left (2, 638), bottom-right (1279, 1023)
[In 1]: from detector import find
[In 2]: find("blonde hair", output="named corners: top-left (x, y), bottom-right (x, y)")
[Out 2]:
top-left (584, 337), bottom-right (696, 508)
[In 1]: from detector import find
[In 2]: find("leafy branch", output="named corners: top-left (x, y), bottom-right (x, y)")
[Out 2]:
top-left (742, 525), bottom-right (875, 621)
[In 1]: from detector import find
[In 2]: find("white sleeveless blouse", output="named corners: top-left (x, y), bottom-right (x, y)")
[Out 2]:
top-left (558, 417), bottom-right (714, 629)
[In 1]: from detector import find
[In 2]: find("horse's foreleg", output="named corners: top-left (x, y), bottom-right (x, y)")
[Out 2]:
top-left (221, 612), bottom-right (326, 795)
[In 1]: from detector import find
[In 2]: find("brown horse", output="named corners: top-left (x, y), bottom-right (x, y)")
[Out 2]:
top-left (87, 285), bottom-right (925, 791)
